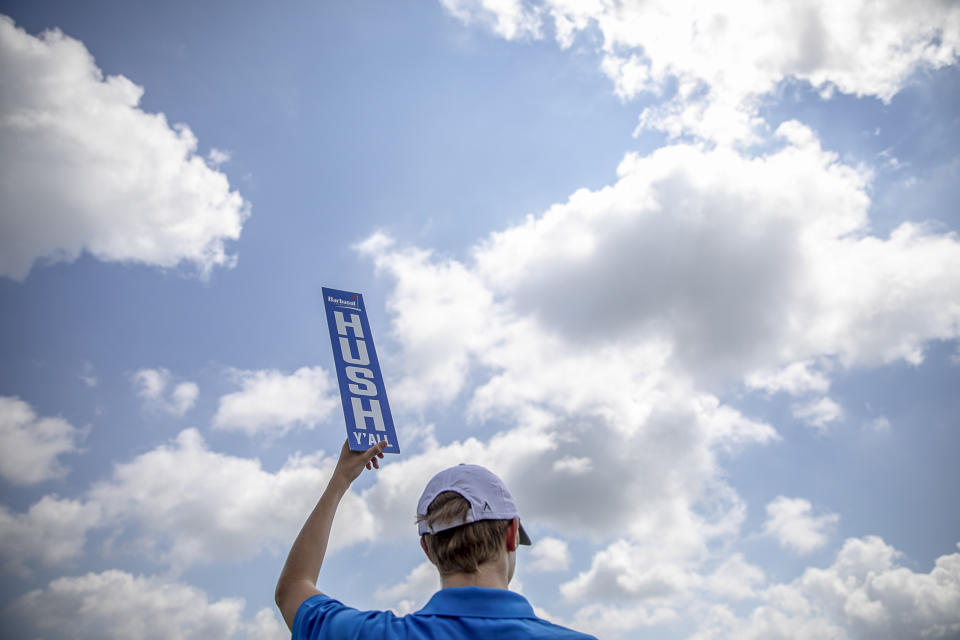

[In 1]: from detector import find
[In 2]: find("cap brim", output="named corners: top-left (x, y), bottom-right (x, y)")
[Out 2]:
top-left (518, 521), bottom-right (532, 546)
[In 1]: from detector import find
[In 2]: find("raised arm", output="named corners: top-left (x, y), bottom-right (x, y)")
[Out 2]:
top-left (275, 439), bottom-right (387, 629)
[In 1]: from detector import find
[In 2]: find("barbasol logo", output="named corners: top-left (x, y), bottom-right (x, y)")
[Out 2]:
top-left (327, 295), bottom-right (359, 308)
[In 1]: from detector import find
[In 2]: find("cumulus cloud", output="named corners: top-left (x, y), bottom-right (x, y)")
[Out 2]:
top-left (355, 112), bottom-right (960, 635)
top-left (557, 530), bottom-right (766, 620)
top-left (0, 15), bottom-right (249, 281)
top-left (132, 368), bottom-right (198, 416)
top-left (350, 124), bottom-right (960, 634)
top-left (352, 399), bottom-right (763, 639)
top-left (0, 396), bottom-right (84, 484)
top-left (8, 570), bottom-right (287, 640)
top-left (552, 456), bottom-right (592, 475)
top-left (745, 360), bottom-right (830, 396)
top-left (467, 127), bottom-right (960, 383)
top-left (700, 553), bottom-right (766, 601)
top-left (212, 366), bottom-right (339, 436)
top-left (693, 537), bottom-right (960, 639)
top-left (567, 601), bottom-right (680, 638)
top-left (206, 148), bottom-right (231, 167)
top-left (763, 496), bottom-right (839, 555)
top-left (560, 538), bottom-right (694, 604)
top-left (375, 560), bottom-right (440, 615)
top-left (360, 396), bottom-right (769, 547)
top-left (528, 536), bottom-right (571, 572)
top-left (3, 427), bottom-right (378, 576)
top-left (357, 233), bottom-right (499, 413)
top-left (365, 127), bottom-right (960, 414)
top-left (0, 496), bottom-right (101, 574)
top-left (438, 0), bottom-right (543, 41)
top-left (85, 428), bottom-right (375, 570)
top-left (792, 396), bottom-right (844, 431)
top-left (439, 0), bottom-right (960, 143)
top-left (170, 383), bottom-right (200, 414)
top-left (360, 414), bottom-right (559, 545)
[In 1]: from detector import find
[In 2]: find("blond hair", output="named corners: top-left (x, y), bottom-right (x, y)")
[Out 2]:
top-left (418, 491), bottom-right (510, 575)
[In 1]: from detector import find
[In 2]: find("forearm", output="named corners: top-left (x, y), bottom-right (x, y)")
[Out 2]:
top-left (274, 440), bottom-right (386, 629)
top-left (276, 473), bottom-right (351, 596)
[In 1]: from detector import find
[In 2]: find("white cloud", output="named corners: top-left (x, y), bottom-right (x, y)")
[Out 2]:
top-left (133, 368), bottom-right (167, 400)
top-left (367, 128), bottom-right (960, 409)
top-left (438, 0), bottom-right (543, 41)
top-left (171, 382), bottom-right (200, 414)
top-left (245, 608), bottom-right (289, 640)
top-left (567, 601), bottom-right (680, 638)
top-left (206, 148), bottom-right (231, 167)
top-left (212, 366), bottom-right (339, 436)
top-left (792, 397), bottom-right (843, 432)
top-left (560, 538), bottom-right (695, 603)
top-left (467, 129), bottom-right (960, 382)
top-left (691, 602), bottom-right (844, 640)
top-left (358, 235), bottom-right (499, 412)
top-left (8, 570), bottom-right (287, 640)
top-left (360, 414), bottom-right (559, 547)
top-left (375, 560), bottom-right (440, 615)
top-left (361, 394), bottom-right (768, 551)
top-left (763, 496), bottom-right (839, 555)
top-left (356, 114), bottom-right (960, 637)
top-left (2, 426), bottom-right (379, 576)
top-left (552, 456), bottom-right (592, 475)
top-left (693, 537), bottom-right (960, 639)
top-left (1, 6), bottom-right (955, 640)
top-left (439, 1), bottom-right (960, 143)
top-left (132, 368), bottom-right (198, 416)
top-left (0, 496), bottom-right (101, 574)
top-left (700, 553), bottom-right (766, 601)
top-left (0, 16), bottom-right (249, 281)
top-left (85, 428), bottom-right (375, 570)
top-left (0, 396), bottom-right (84, 484)
top-left (528, 536), bottom-right (571, 572)
top-left (745, 360), bottom-right (830, 396)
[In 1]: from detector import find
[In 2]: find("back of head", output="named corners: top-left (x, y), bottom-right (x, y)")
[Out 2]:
top-left (419, 491), bottom-right (510, 575)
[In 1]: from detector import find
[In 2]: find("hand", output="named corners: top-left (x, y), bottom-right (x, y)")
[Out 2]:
top-left (332, 439), bottom-right (387, 485)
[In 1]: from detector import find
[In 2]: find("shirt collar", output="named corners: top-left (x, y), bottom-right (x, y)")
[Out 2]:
top-left (415, 587), bottom-right (537, 619)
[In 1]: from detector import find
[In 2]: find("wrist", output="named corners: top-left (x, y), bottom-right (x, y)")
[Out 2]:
top-left (326, 473), bottom-right (352, 497)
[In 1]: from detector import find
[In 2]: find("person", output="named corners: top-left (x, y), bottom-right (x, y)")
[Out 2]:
top-left (275, 439), bottom-right (596, 639)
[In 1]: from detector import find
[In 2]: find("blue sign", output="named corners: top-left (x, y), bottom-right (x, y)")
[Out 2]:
top-left (322, 287), bottom-right (399, 454)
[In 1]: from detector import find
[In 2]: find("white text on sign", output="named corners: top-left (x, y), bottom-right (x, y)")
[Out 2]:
top-left (334, 310), bottom-right (386, 432)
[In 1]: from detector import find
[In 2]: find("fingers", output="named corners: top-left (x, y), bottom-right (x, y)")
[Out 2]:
top-left (362, 440), bottom-right (387, 458)
top-left (363, 441), bottom-right (388, 471)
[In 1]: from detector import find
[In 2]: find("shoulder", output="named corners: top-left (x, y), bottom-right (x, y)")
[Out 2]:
top-left (529, 617), bottom-right (598, 640)
top-left (292, 594), bottom-right (402, 639)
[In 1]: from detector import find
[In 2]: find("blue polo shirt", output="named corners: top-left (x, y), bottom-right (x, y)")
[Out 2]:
top-left (292, 586), bottom-right (597, 639)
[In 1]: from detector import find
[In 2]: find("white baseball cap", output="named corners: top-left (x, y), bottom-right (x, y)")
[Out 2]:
top-left (417, 464), bottom-right (532, 545)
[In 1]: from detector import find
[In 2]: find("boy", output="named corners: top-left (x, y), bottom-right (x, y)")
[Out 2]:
top-left (276, 440), bottom-right (595, 638)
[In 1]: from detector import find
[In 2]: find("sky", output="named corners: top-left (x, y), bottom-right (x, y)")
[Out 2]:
top-left (1, 1), bottom-right (959, 638)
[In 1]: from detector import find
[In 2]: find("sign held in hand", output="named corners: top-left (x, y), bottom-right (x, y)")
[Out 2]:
top-left (322, 287), bottom-right (399, 454)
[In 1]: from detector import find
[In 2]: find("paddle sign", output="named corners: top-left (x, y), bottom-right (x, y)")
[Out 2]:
top-left (322, 287), bottom-right (399, 453)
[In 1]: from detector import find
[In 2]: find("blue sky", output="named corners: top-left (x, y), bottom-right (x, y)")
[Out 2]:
top-left (1, 1), bottom-right (959, 638)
